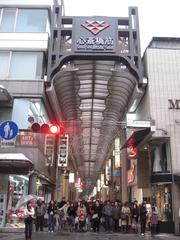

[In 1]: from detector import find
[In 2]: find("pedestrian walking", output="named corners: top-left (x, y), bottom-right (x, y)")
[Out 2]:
top-left (91, 200), bottom-right (102, 232)
top-left (47, 200), bottom-right (57, 232)
top-left (34, 199), bottom-right (46, 232)
top-left (121, 202), bottom-right (131, 233)
top-left (102, 201), bottom-right (113, 233)
top-left (139, 202), bottom-right (147, 236)
top-left (67, 202), bottom-right (76, 231)
top-left (131, 201), bottom-right (139, 233)
top-left (112, 201), bottom-right (121, 232)
top-left (24, 201), bottom-right (35, 240)
top-left (59, 201), bottom-right (70, 230)
top-left (150, 204), bottom-right (158, 236)
top-left (76, 202), bottom-right (87, 232)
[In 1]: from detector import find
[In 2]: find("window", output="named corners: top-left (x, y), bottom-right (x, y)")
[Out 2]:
top-left (151, 141), bottom-right (171, 174)
top-left (0, 52), bottom-right (9, 79)
top-left (152, 184), bottom-right (172, 221)
top-left (0, 8), bottom-right (49, 33)
top-left (28, 99), bottom-right (49, 125)
top-left (0, 51), bottom-right (43, 80)
top-left (16, 9), bottom-right (48, 32)
top-left (12, 98), bottom-right (49, 129)
top-left (0, 9), bottom-right (16, 32)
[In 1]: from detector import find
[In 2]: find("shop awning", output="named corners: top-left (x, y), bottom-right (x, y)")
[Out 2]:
top-left (121, 127), bottom-right (151, 149)
top-left (0, 153), bottom-right (33, 174)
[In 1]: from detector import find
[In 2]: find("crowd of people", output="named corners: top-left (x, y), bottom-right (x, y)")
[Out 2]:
top-left (23, 198), bottom-right (159, 240)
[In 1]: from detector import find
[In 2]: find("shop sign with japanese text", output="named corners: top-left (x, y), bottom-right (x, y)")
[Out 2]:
top-left (73, 17), bottom-right (117, 52)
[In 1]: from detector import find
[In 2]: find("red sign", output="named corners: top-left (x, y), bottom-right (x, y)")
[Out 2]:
top-left (20, 134), bottom-right (36, 146)
top-left (81, 20), bottom-right (111, 35)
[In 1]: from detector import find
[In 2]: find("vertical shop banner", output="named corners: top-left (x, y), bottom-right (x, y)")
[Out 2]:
top-left (58, 135), bottom-right (69, 167)
top-left (44, 135), bottom-right (55, 166)
top-left (0, 189), bottom-right (5, 226)
top-left (105, 159), bottom-right (112, 186)
top-left (6, 181), bottom-right (15, 222)
top-left (114, 137), bottom-right (121, 169)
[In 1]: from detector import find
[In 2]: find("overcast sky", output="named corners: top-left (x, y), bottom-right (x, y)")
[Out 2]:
top-left (64, 0), bottom-right (180, 54)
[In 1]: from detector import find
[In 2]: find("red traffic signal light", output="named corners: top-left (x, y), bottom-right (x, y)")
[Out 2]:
top-left (31, 123), bottom-right (60, 134)
top-left (49, 124), bottom-right (59, 134)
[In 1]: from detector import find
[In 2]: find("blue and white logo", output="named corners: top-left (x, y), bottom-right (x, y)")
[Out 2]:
top-left (0, 121), bottom-right (19, 140)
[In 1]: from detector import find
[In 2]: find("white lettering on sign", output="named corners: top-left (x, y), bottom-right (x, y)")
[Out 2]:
top-left (76, 37), bottom-right (114, 51)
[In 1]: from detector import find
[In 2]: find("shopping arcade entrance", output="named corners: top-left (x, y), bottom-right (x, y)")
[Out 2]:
top-left (46, 2), bottom-right (145, 195)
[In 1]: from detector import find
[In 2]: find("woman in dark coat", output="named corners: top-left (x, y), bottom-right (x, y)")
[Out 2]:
top-left (112, 201), bottom-right (121, 232)
top-left (47, 200), bottom-right (57, 232)
top-left (91, 200), bottom-right (102, 232)
top-left (139, 202), bottom-right (147, 235)
top-left (67, 202), bottom-right (76, 231)
top-left (131, 202), bottom-right (139, 233)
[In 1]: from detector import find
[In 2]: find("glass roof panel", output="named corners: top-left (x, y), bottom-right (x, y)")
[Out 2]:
top-left (53, 59), bottom-right (137, 183)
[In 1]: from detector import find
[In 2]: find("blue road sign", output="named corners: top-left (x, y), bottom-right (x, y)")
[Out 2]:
top-left (0, 120), bottom-right (19, 140)
top-left (114, 171), bottom-right (120, 177)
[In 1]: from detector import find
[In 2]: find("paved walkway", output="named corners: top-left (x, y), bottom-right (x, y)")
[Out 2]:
top-left (1, 231), bottom-right (180, 240)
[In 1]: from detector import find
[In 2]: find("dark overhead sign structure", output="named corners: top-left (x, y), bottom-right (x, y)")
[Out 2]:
top-left (73, 17), bottom-right (117, 52)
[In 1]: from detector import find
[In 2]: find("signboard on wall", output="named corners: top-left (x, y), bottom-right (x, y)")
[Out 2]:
top-left (58, 135), bottom-right (69, 167)
top-left (73, 17), bottom-right (117, 52)
top-left (20, 134), bottom-right (36, 146)
top-left (44, 135), bottom-right (54, 166)
top-left (0, 194), bottom-right (5, 226)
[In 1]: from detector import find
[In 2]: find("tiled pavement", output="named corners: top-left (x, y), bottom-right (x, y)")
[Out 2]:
top-left (0, 230), bottom-right (180, 240)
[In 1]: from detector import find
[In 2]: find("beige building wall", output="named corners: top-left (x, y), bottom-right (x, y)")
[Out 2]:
top-left (144, 48), bottom-right (180, 175)
top-left (142, 44), bottom-right (180, 234)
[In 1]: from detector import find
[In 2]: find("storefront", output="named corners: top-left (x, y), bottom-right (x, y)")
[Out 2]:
top-left (6, 175), bottom-right (29, 228)
top-left (151, 183), bottom-right (173, 232)
top-left (0, 153), bottom-right (33, 228)
top-left (150, 138), bottom-right (174, 233)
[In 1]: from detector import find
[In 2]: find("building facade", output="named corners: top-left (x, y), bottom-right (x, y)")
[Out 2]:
top-left (0, 0), bottom-right (179, 236)
top-left (131, 37), bottom-right (180, 234)
top-left (0, 0), bottom-right (58, 228)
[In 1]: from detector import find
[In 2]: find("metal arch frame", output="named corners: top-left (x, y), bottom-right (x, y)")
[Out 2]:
top-left (46, 2), bottom-right (144, 190)
top-left (47, 3), bottom-right (143, 85)
top-left (50, 53), bottom-right (141, 84)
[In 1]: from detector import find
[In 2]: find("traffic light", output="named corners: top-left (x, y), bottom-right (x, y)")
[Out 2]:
top-left (31, 123), bottom-right (60, 134)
